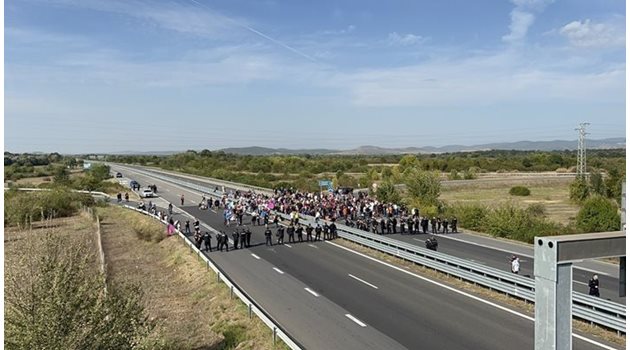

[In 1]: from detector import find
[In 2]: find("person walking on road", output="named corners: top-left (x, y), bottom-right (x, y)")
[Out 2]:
top-left (124, 192), bottom-right (129, 202)
top-left (511, 256), bottom-right (520, 274)
top-left (265, 225), bottom-right (273, 246)
top-left (180, 194), bottom-right (185, 206)
top-left (588, 274), bottom-right (600, 297)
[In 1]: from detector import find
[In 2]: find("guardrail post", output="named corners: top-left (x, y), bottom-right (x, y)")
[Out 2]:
top-left (217, 272), bottom-right (221, 283)
top-left (230, 286), bottom-right (234, 299)
top-left (248, 304), bottom-right (252, 319)
top-left (273, 327), bottom-right (277, 344)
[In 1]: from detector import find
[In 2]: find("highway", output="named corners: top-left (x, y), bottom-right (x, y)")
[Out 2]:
top-left (109, 163), bottom-right (622, 350)
top-left (116, 163), bottom-right (624, 303)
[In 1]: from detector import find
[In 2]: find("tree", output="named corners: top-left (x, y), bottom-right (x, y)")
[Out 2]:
top-left (53, 166), bottom-right (70, 184)
top-left (5, 233), bottom-right (152, 349)
top-left (589, 172), bottom-right (606, 196)
top-left (398, 155), bottom-right (420, 172)
top-left (88, 164), bottom-right (111, 182)
top-left (375, 180), bottom-right (401, 204)
top-left (403, 168), bottom-right (441, 206)
top-left (576, 196), bottom-right (620, 232)
top-left (569, 178), bottom-right (590, 202)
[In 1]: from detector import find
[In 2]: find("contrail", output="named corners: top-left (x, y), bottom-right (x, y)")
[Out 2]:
top-left (188, 0), bottom-right (317, 62)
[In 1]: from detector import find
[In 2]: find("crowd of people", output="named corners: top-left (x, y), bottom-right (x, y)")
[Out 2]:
top-left (198, 186), bottom-right (459, 237)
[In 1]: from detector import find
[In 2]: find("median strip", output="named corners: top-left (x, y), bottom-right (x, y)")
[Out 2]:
top-left (273, 267), bottom-right (285, 275)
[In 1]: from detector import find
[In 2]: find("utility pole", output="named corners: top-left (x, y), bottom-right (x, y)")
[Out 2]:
top-left (575, 123), bottom-right (589, 179)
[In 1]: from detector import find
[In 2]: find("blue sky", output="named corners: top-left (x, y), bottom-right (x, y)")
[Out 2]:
top-left (5, 0), bottom-right (626, 153)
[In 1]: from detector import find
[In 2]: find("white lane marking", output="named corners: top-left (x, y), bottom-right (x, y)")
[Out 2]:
top-left (326, 241), bottom-right (619, 350)
top-left (345, 314), bottom-right (367, 327)
top-left (348, 273), bottom-right (379, 289)
top-left (308, 244), bottom-right (319, 249)
top-left (273, 267), bottom-right (284, 274)
top-left (284, 244), bottom-right (292, 248)
top-left (251, 254), bottom-right (260, 260)
top-left (574, 281), bottom-right (588, 286)
top-left (304, 287), bottom-right (319, 297)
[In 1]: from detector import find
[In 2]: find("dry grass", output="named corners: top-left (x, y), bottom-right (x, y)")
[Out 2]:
top-left (335, 238), bottom-right (626, 347)
top-left (98, 206), bottom-right (288, 350)
top-left (441, 177), bottom-right (579, 225)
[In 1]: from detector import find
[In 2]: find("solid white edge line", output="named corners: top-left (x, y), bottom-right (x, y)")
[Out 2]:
top-left (273, 267), bottom-right (284, 274)
top-left (345, 314), bottom-right (367, 327)
top-left (348, 273), bottom-right (379, 289)
top-left (251, 253), bottom-right (260, 260)
top-left (304, 287), bottom-right (319, 297)
top-left (326, 240), bottom-right (620, 350)
top-left (284, 244), bottom-right (292, 248)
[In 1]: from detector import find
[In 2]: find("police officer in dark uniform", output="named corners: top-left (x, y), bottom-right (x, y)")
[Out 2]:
top-left (264, 225), bottom-right (273, 246)
top-left (323, 224), bottom-right (330, 240)
top-left (277, 226), bottom-right (285, 245)
top-left (315, 224), bottom-right (322, 241)
top-left (202, 231), bottom-right (212, 252)
top-left (287, 224), bottom-right (295, 243)
top-left (414, 217), bottom-right (420, 234)
top-left (296, 225), bottom-right (304, 242)
top-left (451, 217), bottom-right (458, 233)
top-left (425, 236), bottom-right (438, 251)
top-left (431, 217), bottom-right (437, 234)
top-left (245, 227), bottom-right (252, 247)
top-left (392, 217), bottom-right (398, 234)
top-left (386, 218), bottom-right (392, 234)
top-left (407, 217), bottom-right (414, 234)
top-left (422, 217), bottom-right (429, 234)
top-left (232, 230), bottom-right (240, 250)
top-left (442, 218), bottom-right (449, 234)
top-left (379, 219), bottom-right (386, 235)
top-left (240, 229), bottom-right (247, 249)
top-left (400, 217), bottom-right (406, 234)
top-left (306, 224), bottom-right (313, 242)
top-left (330, 221), bottom-right (337, 239)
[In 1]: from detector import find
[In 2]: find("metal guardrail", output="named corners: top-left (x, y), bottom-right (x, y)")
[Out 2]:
top-left (121, 205), bottom-right (302, 349)
top-left (116, 165), bottom-right (627, 334)
top-left (4, 187), bottom-right (112, 201)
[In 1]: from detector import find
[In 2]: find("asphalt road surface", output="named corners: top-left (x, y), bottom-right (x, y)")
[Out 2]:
top-left (109, 163), bottom-right (621, 350)
top-left (116, 163), bottom-right (624, 304)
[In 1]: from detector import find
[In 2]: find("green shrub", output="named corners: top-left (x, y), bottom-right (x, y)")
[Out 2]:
top-left (5, 189), bottom-right (95, 227)
top-left (509, 186), bottom-right (530, 196)
top-left (446, 203), bottom-right (489, 232)
top-left (569, 178), bottom-right (590, 202)
top-left (575, 196), bottom-right (620, 233)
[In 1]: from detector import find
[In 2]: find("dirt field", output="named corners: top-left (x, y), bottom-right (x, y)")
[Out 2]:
top-left (98, 206), bottom-right (286, 350)
top-left (441, 177), bottom-right (579, 225)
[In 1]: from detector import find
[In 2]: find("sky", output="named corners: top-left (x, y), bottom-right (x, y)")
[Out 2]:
top-left (4, 0), bottom-right (627, 153)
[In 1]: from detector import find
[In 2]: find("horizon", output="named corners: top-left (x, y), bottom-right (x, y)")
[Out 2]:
top-left (6, 0), bottom-right (626, 153)
top-left (5, 136), bottom-right (625, 155)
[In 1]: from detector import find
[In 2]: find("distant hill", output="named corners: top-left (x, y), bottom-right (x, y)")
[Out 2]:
top-left (218, 137), bottom-right (625, 155)
top-left (219, 146), bottom-right (338, 156)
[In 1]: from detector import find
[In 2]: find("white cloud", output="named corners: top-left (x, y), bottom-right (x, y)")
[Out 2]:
top-left (559, 19), bottom-right (625, 48)
top-left (387, 32), bottom-right (425, 46)
top-left (502, 10), bottom-right (535, 43)
top-left (327, 50), bottom-right (625, 107)
top-left (502, 0), bottom-right (555, 43)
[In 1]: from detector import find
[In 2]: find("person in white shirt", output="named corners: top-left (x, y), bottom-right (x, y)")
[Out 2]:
top-left (511, 256), bottom-right (520, 274)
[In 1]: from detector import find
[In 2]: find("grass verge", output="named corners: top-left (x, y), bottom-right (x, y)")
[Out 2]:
top-left (98, 205), bottom-right (289, 350)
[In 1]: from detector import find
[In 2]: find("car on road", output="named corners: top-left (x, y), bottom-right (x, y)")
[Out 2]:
top-left (115, 172), bottom-right (123, 178)
top-left (140, 189), bottom-right (155, 198)
top-left (130, 180), bottom-right (139, 188)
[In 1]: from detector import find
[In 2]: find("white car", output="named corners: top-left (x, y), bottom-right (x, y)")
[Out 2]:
top-left (140, 189), bottom-right (155, 198)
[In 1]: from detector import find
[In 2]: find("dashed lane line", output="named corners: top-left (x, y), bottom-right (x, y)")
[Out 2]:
top-left (345, 314), bottom-right (367, 327)
top-left (348, 274), bottom-right (379, 289)
top-left (304, 287), bottom-right (319, 297)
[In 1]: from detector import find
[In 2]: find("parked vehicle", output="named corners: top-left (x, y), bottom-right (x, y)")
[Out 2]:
top-left (140, 188), bottom-right (155, 198)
